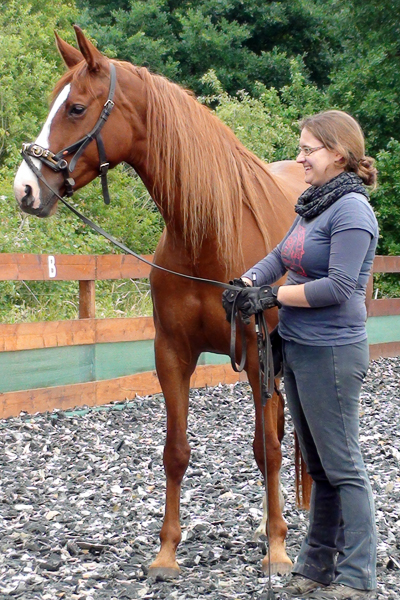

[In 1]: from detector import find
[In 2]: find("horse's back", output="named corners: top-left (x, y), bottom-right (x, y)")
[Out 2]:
top-left (268, 160), bottom-right (308, 199)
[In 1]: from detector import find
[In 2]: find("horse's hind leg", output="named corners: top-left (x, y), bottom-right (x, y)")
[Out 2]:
top-left (248, 366), bottom-right (292, 575)
top-left (148, 333), bottom-right (198, 579)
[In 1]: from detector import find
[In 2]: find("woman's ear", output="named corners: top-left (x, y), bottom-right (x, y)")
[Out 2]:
top-left (335, 152), bottom-right (345, 166)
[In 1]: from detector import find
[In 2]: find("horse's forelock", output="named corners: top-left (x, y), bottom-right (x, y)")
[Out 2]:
top-left (52, 70), bottom-right (75, 102)
top-left (51, 61), bottom-right (109, 103)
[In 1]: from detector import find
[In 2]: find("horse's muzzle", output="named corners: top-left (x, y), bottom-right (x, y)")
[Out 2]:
top-left (19, 187), bottom-right (55, 217)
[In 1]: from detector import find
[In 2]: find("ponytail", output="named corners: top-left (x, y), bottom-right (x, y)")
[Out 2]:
top-left (356, 156), bottom-right (377, 189)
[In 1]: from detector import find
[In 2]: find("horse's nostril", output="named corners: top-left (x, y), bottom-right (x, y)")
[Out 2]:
top-left (22, 185), bottom-right (34, 207)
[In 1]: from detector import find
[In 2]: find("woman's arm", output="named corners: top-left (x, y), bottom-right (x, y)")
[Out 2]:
top-left (276, 282), bottom-right (310, 307)
top-left (241, 245), bottom-right (287, 287)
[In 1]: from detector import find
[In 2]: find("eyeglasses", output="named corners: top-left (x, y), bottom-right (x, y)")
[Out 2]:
top-left (297, 145), bottom-right (325, 157)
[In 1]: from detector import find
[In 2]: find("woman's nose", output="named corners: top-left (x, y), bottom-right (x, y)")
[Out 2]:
top-left (296, 153), bottom-right (305, 164)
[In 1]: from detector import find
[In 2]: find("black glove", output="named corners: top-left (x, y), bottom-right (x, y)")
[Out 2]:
top-left (236, 285), bottom-right (281, 324)
top-left (222, 278), bottom-right (250, 322)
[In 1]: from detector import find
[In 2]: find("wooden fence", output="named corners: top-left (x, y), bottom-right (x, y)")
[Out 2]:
top-left (0, 253), bottom-right (399, 420)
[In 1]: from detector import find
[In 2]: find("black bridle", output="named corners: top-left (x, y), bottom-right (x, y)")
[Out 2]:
top-left (21, 63), bottom-right (117, 205)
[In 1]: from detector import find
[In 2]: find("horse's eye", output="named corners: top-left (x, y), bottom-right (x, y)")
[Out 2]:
top-left (69, 105), bottom-right (86, 116)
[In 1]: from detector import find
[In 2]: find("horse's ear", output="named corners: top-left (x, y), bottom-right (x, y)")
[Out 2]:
top-left (54, 31), bottom-right (83, 69)
top-left (73, 24), bottom-right (107, 73)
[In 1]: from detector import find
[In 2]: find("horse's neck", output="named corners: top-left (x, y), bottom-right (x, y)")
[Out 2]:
top-left (133, 155), bottom-right (297, 278)
top-left (132, 161), bottom-right (184, 230)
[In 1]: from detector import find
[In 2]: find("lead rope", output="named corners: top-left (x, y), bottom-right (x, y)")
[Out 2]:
top-left (20, 151), bottom-right (253, 375)
top-left (253, 274), bottom-right (277, 600)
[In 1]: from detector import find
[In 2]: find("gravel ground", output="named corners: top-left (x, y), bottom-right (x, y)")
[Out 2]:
top-left (0, 356), bottom-right (399, 599)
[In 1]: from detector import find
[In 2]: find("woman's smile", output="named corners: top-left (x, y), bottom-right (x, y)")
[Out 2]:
top-left (297, 128), bottom-right (344, 187)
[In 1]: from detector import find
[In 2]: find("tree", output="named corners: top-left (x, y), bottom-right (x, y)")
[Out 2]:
top-left (370, 140), bottom-right (400, 256)
top-left (76, 0), bottom-right (342, 96)
top-left (327, 0), bottom-right (400, 153)
top-left (0, 1), bottom-right (78, 169)
top-left (200, 62), bottom-right (329, 162)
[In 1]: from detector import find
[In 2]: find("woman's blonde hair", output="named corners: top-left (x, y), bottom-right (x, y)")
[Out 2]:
top-left (300, 110), bottom-right (377, 188)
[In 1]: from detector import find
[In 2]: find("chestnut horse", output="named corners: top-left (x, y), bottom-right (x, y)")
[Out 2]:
top-left (14, 26), bottom-right (311, 578)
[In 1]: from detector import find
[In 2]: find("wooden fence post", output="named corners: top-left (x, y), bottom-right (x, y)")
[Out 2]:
top-left (79, 280), bottom-right (95, 319)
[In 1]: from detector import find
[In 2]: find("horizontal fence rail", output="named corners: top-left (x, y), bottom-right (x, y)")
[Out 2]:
top-left (0, 253), bottom-right (399, 419)
top-left (0, 253), bottom-right (154, 319)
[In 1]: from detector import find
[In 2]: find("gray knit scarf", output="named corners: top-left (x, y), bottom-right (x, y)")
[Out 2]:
top-left (295, 171), bottom-right (368, 220)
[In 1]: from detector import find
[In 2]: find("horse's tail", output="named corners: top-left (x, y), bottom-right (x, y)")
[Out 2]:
top-left (294, 432), bottom-right (312, 509)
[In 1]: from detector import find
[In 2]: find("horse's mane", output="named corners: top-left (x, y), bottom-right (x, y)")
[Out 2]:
top-left (53, 61), bottom-right (287, 270)
top-left (132, 65), bottom-right (286, 270)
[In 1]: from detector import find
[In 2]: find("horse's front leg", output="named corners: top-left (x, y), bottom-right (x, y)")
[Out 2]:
top-left (148, 332), bottom-right (198, 579)
top-left (247, 362), bottom-right (293, 575)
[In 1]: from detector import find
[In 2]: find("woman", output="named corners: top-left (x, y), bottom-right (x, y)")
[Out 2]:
top-left (224, 110), bottom-right (378, 600)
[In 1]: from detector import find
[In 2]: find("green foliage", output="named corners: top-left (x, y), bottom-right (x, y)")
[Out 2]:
top-left (0, 278), bottom-right (153, 323)
top-left (200, 63), bottom-right (329, 162)
top-left (371, 140), bottom-right (400, 256)
top-left (0, 0), bottom-right (78, 169)
top-left (76, 0), bottom-right (339, 96)
top-left (75, 0), bottom-right (400, 154)
top-left (80, 0), bottom-right (181, 80)
top-left (327, 0), bottom-right (400, 153)
top-left (367, 137), bottom-right (400, 298)
top-left (373, 273), bottom-right (400, 300)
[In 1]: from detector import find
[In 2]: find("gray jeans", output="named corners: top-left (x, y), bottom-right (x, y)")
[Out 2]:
top-left (283, 338), bottom-right (376, 591)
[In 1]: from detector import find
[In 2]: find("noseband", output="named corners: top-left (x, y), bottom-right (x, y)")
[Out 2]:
top-left (21, 63), bottom-right (117, 205)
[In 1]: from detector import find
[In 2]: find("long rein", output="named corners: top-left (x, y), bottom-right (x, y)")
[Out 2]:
top-left (22, 147), bottom-right (270, 379)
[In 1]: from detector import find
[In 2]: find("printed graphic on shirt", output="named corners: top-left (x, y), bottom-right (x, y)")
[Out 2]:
top-left (281, 223), bottom-right (307, 276)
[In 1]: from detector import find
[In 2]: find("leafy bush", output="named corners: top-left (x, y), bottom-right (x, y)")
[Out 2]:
top-left (200, 63), bottom-right (329, 162)
top-left (371, 139), bottom-right (400, 256)
top-left (0, 0), bottom-right (78, 169)
top-left (76, 0), bottom-right (340, 96)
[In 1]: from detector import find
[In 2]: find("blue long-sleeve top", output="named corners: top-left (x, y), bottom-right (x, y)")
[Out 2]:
top-left (243, 193), bottom-right (379, 346)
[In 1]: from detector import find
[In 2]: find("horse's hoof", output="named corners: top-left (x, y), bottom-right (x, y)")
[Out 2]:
top-left (147, 567), bottom-right (180, 581)
top-left (262, 560), bottom-right (292, 576)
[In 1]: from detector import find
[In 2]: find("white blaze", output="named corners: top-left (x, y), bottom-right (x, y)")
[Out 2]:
top-left (14, 84), bottom-right (71, 208)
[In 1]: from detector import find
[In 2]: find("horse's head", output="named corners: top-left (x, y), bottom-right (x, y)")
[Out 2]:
top-left (14, 25), bottom-right (147, 217)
